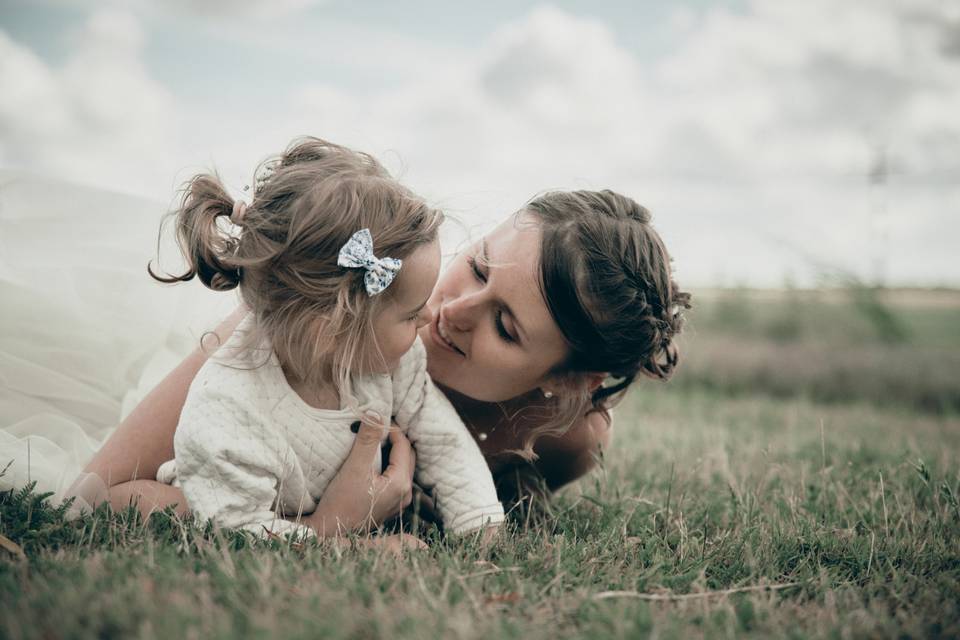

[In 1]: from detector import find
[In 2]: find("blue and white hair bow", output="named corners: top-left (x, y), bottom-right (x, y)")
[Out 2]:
top-left (337, 228), bottom-right (403, 296)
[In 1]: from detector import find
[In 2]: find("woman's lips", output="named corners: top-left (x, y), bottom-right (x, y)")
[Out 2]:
top-left (430, 313), bottom-right (465, 356)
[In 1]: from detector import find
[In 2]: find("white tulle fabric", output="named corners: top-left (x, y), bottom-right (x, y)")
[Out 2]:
top-left (0, 170), bottom-right (237, 515)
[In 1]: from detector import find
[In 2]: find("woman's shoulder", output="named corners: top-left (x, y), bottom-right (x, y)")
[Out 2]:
top-left (536, 408), bottom-right (612, 458)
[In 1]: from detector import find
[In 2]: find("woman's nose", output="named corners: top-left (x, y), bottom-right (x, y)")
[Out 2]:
top-left (443, 292), bottom-right (482, 332)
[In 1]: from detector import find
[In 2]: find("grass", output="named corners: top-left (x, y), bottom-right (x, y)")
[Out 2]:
top-left (675, 287), bottom-right (960, 413)
top-left (2, 288), bottom-right (959, 638)
top-left (2, 385), bottom-right (958, 639)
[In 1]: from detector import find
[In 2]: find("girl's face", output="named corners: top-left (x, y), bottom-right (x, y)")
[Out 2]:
top-left (420, 213), bottom-right (570, 402)
top-left (367, 237), bottom-right (440, 372)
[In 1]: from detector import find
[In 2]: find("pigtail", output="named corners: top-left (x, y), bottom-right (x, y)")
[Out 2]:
top-left (149, 173), bottom-right (242, 292)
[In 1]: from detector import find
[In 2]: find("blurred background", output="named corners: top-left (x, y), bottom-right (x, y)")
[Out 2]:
top-left (1, 0), bottom-right (959, 416)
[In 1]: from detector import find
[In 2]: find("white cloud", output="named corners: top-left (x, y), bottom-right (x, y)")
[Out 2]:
top-left (479, 7), bottom-right (643, 124)
top-left (0, 9), bottom-right (179, 197)
top-left (652, 0), bottom-right (960, 177)
top-left (163, 0), bottom-right (328, 18)
top-left (2, 1), bottom-right (958, 286)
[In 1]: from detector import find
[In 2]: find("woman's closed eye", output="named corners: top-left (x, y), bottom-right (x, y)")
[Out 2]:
top-left (467, 255), bottom-right (516, 344)
top-left (495, 309), bottom-right (515, 343)
top-left (467, 255), bottom-right (487, 283)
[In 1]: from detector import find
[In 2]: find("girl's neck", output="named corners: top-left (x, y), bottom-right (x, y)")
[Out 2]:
top-left (281, 362), bottom-right (341, 411)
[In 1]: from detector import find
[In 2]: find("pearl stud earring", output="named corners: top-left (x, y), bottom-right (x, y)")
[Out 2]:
top-left (543, 389), bottom-right (554, 399)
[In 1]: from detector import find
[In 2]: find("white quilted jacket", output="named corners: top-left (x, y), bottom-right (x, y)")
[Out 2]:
top-left (157, 315), bottom-right (504, 538)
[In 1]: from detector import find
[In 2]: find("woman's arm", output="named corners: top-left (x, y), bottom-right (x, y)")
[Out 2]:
top-left (81, 305), bottom-right (248, 488)
top-left (533, 409), bottom-right (613, 491)
top-left (291, 415), bottom-right (428, 550)
top-left (82, 413), bottom-right (420, 534)
top-left (75, 307), bottom-right (420, 537)
top-left (298, 414), bottom-right (417, 535)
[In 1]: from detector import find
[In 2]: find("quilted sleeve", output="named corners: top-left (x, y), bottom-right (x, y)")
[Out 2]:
top-left (174, 387), bottom-right (314, 540)
top-left (394, 342), bottom-right (505, 534)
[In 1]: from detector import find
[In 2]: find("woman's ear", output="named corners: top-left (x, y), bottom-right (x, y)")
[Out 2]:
top-left (543, 372), bottom-right (609, 397)
top-left (584, 372), bottom-right (609, 393)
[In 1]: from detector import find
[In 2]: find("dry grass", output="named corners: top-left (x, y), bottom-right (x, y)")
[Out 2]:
top-left (2, 385), bottom-right (958, 639)
top-left (674, 287), bottom-right (960, 412)
top-left (2, 288), bottom-right (958, 638)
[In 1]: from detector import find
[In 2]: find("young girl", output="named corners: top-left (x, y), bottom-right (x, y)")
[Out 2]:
top-left (151, 137), bottom-right (504, 539)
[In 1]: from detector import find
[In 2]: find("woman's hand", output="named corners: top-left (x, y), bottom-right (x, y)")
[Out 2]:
top-left (351, 532), bottom-right (428, 554)
top-left (303, 411), bottom-right (418, 536)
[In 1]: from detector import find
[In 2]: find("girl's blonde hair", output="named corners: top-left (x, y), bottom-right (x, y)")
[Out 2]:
top-left (151, 137), bottom-right (443, 398)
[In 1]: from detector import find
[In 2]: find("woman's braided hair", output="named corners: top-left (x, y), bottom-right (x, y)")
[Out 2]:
top-left (530, 189), bottom-right (691, 415)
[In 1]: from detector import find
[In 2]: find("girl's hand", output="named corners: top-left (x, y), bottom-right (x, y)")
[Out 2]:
top-left (304, 411), bottom-right (417, 535)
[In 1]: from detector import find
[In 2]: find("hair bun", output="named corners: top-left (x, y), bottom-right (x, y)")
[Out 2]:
top-left (529, 188), bottom-right (691, 407)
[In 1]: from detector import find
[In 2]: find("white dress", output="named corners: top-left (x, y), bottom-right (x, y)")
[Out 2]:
top-left (0, 170), bottom-right (238, 513)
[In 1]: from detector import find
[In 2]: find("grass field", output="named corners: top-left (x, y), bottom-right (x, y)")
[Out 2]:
top-left (675, 287), bottom-right (960, 413)
top-left (2, 288), bottom-right (959, 639)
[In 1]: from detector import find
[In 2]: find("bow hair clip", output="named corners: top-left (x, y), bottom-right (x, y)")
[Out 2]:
top-left (254, 160), bottom-right (279, 193)
top-left (337, 229), bottom-right (402, 296)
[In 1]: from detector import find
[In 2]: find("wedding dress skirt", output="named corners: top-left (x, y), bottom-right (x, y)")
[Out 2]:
top-left (0, 170), bottom-right (237, 513)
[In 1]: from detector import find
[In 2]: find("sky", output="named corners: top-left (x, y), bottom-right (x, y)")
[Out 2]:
top-left (1, 0), bottom-right (958, 287)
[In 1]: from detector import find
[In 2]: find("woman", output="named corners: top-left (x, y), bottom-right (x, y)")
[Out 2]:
top-left (69, 188), bottom-right (690, 539)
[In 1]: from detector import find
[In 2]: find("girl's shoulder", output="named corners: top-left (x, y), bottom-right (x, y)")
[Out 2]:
top-left (390, 335), bottom-right (428, 386)
top-left (385, 336), bottom-right (433, 424)
top-left (207, 312), bottom-right (262, 366)
top-left (187, 314), bottom-right (283, 406)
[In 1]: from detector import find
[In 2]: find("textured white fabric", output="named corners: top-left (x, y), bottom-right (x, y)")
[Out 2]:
top-left (157, 314), bottom-right (504, 538)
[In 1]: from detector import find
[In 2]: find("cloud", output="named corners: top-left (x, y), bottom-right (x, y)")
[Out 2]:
top-left (163, 0), bottom-right (328, 18)
top-left (0, 9), bottom-right (179, 196)
top-left (465, 1), bottom-right (960, 284)
top-left (197, 0), bottom-right (960, 285)
top-left (480, 7), bottom-right (643, 122)
top-left (652, 0), bottom-right (960, 177)
top-left (3, 1), bottom-right (958, 285)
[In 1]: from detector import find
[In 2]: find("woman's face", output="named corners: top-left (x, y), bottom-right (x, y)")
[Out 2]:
top-left (420, 212), bottom-right (570, 402)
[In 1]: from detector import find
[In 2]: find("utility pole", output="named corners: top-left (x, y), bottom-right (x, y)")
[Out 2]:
top-left (867, 144), bottom-right (890, 288)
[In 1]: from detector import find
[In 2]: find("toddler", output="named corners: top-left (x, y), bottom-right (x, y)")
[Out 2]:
top-left (153, 137), bottom-right (504, 539)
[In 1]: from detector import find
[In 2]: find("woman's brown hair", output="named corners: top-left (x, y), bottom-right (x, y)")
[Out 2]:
top-left (150, 137), bottom-right (443, 399)
top-left (523, 189), bottom-right (691, 448)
